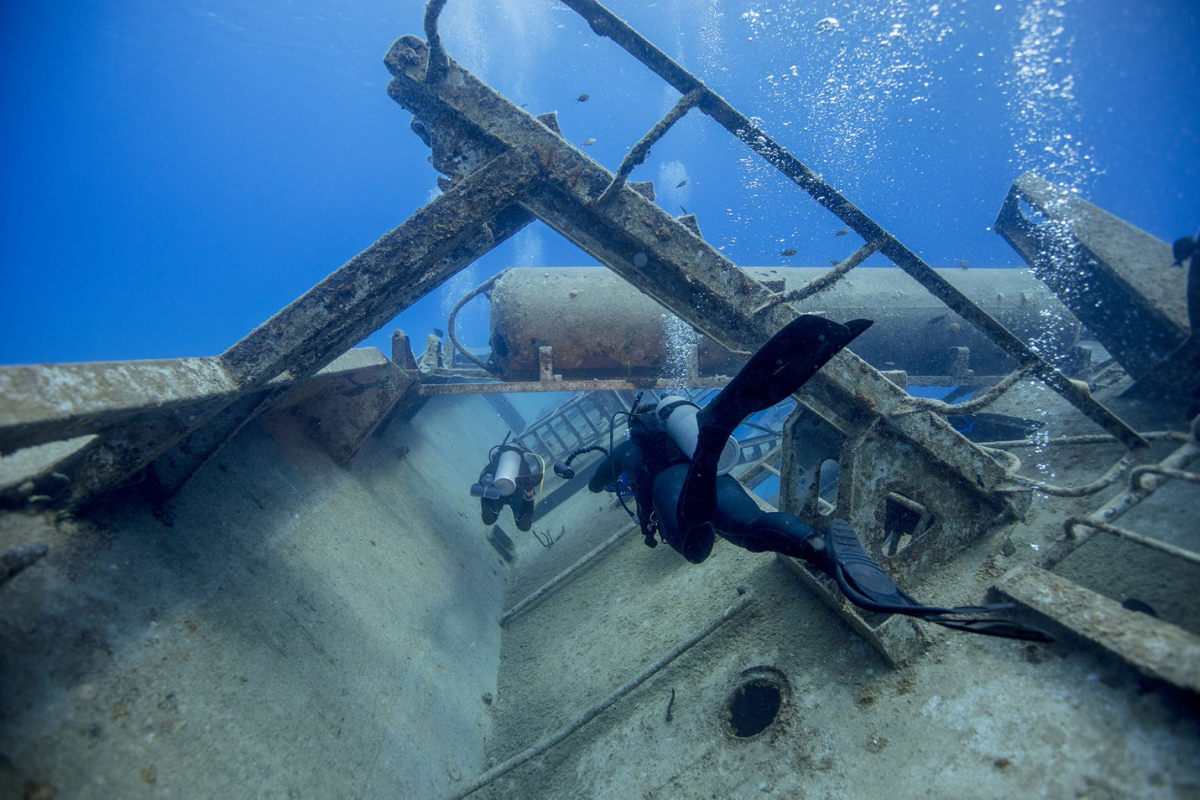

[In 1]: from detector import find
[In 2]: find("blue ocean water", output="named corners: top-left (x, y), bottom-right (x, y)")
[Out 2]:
top-left (1, 0), bottom-right (1197, 366)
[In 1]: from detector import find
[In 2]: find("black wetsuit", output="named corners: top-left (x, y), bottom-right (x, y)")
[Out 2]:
top-left (479, 452), bottom-right (537, 532)
top-left (589, 425), bottom-right (827, 568)
top-left (578, 314), bottom-right (1051, 642)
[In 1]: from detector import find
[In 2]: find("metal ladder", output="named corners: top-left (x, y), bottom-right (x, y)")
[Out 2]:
top-left (513, 391), bottom-right (637, 466)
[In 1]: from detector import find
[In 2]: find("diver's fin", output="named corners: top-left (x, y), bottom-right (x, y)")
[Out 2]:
top-left (825, 520), bottom-right (1057, 641)
top-left (697, 316), bottom-right (872, 436)
top-left (678, 316), bottom-right (872, 537)
top-left (924, 616), bottom-right (1056, 643)
top-left (824, 518), bottom-right (914, 612)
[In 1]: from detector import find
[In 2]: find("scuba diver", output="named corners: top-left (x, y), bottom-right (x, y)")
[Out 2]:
top-left (471, 435), bottom-right (545, 532)
top-left (556, 314), bottom-right (1050, 642)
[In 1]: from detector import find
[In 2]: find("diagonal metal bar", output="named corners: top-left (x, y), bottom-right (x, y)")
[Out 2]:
top-left (221, 150), bottom-right (538, 387)
top-left (595, 86), bottom-right (705, 206)
top-left (55, 152), bottom-right (538, 509)
top-left (385, 36), bottom-right (779, 354)
top-left (994, 564), bottom-right (1200, 695)
top-left (555, 0), bottom-right (1145, 452)
top-left (1064, 517), bottom-right (1200, 566)
top-left (384, 36), bottom-right (1023, 518)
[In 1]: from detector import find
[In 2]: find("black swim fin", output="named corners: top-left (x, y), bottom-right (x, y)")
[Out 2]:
top-left (923, 616), bottom-right (1055, 643)
top-left (676, 315), bottom-right (872, 546)
top-left (700, 315), bottom-right (872, 434)
top-left (824, 519), bottom-right (1055, 642)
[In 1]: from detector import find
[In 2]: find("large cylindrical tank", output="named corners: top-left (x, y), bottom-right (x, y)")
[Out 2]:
top-left (485, 267), bottom-right (1080, 380)
top-left (487, 268), bottom-right (740, 380)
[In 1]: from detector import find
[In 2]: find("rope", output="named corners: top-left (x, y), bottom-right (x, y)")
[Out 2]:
top-left (893, 366), bottom-right (1029, 417)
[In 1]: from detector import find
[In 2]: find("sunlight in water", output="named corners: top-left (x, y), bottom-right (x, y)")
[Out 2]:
top-left (1009, 0), bottom-right (1097, 190)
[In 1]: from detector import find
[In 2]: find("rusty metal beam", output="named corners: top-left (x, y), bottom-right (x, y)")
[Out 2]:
top-left (1039, 418), bottom-right (1200, 570)
top-left (416, 378), bottom-right (729, 396)
top-left (47, 155), bottom-right (536, 509)
top-left (554, 0), bottom-right (1145, 452)
top-left (219, 150), bottom-right (538, 387)
top-left (994, 564), bottom-right (1200, 694)
top-left (1064, 516), bottom-right (1200, 567)
top-left (151, 349), bottom-right (417, 498)
top-left (0, 348), bottom-right (416, 508)
top-left (0, 357), bottom-right (239, 456)
top-left (383, 35), bottom-right (1024, 524)
top-left (995, 172), bottom-right (1188, 377)
top-left (385, 36), bottom-right (779, 356)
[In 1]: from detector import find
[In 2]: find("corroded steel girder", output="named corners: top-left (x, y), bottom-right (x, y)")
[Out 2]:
top-left (384, 36), bottom-right (1026, 525)
top-left (41, 153), bottom-right (538, 509)
top-left (553, 0), bottom-right (1143, 452)
top-left (995, 171), bottom-right (1189, 376)
top-left (995, 564), bottom-right (1200, 694)
top-left (0, 348), bottom-right (414, 508)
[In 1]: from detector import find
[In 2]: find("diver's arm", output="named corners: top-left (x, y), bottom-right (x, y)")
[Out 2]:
top-left (588, 439), bottom-right (638, 493)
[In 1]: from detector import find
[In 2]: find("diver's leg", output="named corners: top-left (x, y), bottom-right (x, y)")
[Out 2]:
top-left (653, 464), bottom-right (714, 563)
top-left (660, 472), bottom-right (827, 565)
top-left (707, 474), bottom-right (911, 607)
top-left (512, 493), bottom-right (535, 532)
top-left (678, 315), bottom-right (872, 539)
top-left (709, 476), bottom-right (826, 562)
top-left (481, 496), bottom-right (500, 526)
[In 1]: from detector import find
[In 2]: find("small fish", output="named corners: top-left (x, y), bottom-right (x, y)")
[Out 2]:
top-left (576, 93), bottom-right (590, 103)
top-left (927, 314), bottom-right (948, 325)
top-left (433, 328), bottom-right (445, 338)
top-left (676, 179), bottom-right (687, 188)
top-left (780, 248), bottom-right (797, 257)
top-left (341, 378), bottom-right (388, 398)
top-left (680, 205), bottom-right (688, 215)
top-left (829, 259), bottom-right (840, 266)
top-left (582, 137), bottom-right (596, 147)
top-left (834, 228), bottom-right (849, 237)
top-left (957, 258), bottom-right (971, 271)
top-left (1121, 597), bottom-right (1157, 617)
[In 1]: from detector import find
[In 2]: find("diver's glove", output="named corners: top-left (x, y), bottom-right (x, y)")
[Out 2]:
top-left (822, 519), bottom-right (1053, 642)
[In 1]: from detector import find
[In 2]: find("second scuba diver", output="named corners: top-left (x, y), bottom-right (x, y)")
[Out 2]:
top-left (561, 314), bottom-right (1049, 641)
top-left (471, 437), bottom-right (544, 532)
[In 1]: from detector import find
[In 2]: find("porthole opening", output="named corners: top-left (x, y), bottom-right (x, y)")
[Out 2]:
top-left (728, 679), bottom-right (782, 738)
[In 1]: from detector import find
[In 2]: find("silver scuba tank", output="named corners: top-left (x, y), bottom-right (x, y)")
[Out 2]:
top-left (492, 446), bottom-right (524, 496)
top-left (655, 396), bottom-right (740, 476)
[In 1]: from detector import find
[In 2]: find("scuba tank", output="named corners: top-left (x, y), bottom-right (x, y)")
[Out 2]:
top-left (471, 440), bottom-right (544, 500)
top-left (492, 444), bottom-right (525, 496)
top-left (655, 396), bottom-right (740, 476)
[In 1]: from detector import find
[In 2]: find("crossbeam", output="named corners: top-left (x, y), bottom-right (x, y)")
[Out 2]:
top-left (554, 0), bottom-right (1145, 452)
top-left (49, 153), bottom-right (538, 509)
top-left (384, 35), bottom-right (1022, 520)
